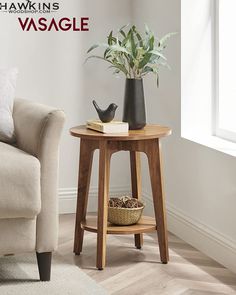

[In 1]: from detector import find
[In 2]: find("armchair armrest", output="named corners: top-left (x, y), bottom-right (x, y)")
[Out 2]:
top-left (13, 98), bottom-right (65, 252)
top-left (13, 98), bottom-right (65, 157)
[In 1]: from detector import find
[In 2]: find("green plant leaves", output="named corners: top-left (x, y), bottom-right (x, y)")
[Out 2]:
top-left (108, 31), bottom-right (113, 46)
top-left (138, 53), bottom-right (152, 69)
top-left (110, 44), bottom-right (131, 55)
top-left (87, 43), bottom-right (109, 53)
top-left (145, 24), bottom-right (151, 36)
top-left (85, 55), bottom-right (111, 64)
top-left (87, 44), bottom-right (100, 53)
top-left (86, 24), bottom-right (176, 83)
top-left (119, 24), bottom-right (129, 38)
top-left (130, 29), bottom-right (137, 58)
top-left (149, 50), bottom-right (167, 60)
top-left (134, 29), bottom-right (144, 47)
top-left (158, 32), bottom-right (178, 49)
top-left (109, 64), bottom-right (128, 76)
top-left (149, 35), bottom-right (155, 51)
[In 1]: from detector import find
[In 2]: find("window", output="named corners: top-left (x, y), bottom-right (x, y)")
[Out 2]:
top-left (214, 0), bottom-right (236, 143)
top-left (181, 0), bottom-right (236, 157)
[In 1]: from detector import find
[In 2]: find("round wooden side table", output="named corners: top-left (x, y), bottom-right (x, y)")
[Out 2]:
top-left (70, 124), bottom-right (172, 270)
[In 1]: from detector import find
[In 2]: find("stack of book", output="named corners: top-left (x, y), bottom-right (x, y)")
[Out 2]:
top-left (86, 120), bottom-right (129, 134)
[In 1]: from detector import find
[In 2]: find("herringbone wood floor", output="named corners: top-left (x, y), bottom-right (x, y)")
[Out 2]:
top-left (58, 214), bottom-right (236, 295)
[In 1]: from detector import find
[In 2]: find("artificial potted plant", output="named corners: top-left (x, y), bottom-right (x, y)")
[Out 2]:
top-left (87, 25), bottom-right (175, 130)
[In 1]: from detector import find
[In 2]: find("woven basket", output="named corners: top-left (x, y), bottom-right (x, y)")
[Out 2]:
top-left (108, 200), bottom-right (145, 226)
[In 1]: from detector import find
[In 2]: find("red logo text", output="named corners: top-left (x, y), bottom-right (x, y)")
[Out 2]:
top-left (18, 17), bottom-right (89, 31)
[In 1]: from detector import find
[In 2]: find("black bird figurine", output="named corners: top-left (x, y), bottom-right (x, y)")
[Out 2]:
top-left (92, 100), bottom-right (118, 123)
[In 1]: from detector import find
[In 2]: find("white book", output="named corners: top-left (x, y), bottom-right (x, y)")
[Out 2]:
top-left (86, 120), bottom-right (129, 134)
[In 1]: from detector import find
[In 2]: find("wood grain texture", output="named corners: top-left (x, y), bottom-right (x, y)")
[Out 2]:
top-left (73, 139), bottom-right (97, 255)
top-left (59, 214), bottom-right (236, 295)
top-left (81, 215), bottom-right (157, 234)
top-left (130, 151), bottom-right (143, 249)
top-left (70, 124), bottom-right (171, 141)
top-left (146, 139), bottom-right (169, 264)
top-left (96, 140), bottom-right (111, 270)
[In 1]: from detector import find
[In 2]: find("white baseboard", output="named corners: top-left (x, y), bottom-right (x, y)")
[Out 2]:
top-left (143, 191), bottom-right (236, 274)
top-left (58, 186), bottom-right (131, 214)
top-left (58, 188), bottom-right (78, 214)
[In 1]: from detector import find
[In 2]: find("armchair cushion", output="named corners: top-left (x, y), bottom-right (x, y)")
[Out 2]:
top-left (0, 68), bottom-right (18, 143)
top-left (0, 142), bottom-right (41, 219)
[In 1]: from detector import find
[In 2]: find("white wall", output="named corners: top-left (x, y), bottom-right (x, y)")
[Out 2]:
top-left (133, 0), bottom-right (236, 273)
top-left (0, 0), bottom-right (132, 200)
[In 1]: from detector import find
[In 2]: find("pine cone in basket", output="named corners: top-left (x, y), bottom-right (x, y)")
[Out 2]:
top-left (109, 198), bottom-right (123, 208)
top-left (108, 196), bottom-right (143, 208)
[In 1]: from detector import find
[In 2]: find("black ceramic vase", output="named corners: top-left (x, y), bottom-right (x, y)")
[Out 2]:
top-left (123, 78), bottom-right (146, 130)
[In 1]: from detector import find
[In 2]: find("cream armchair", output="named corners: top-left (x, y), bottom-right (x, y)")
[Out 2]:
top-left (0, 99), bottom-right (65, 281)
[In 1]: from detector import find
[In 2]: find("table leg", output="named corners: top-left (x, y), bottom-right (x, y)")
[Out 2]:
top-left (97, 140), bottom-right (110, 270)
top-left (146, 139), bottom-right (169, 263)
top-left (74, 139), bottom-right (95, 255)
top-left (130, 151), bottom-right (143, 249)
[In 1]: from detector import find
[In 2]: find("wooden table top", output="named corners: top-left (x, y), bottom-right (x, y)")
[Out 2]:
top-left (70, 124), bottom-right (172, 141)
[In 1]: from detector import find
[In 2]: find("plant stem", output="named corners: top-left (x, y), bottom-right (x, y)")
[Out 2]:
top-left (132, 67), bottom-right (136, 79)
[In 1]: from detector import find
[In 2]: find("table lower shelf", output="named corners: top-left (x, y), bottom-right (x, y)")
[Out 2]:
top-left (81, 215), bottom-right (157, 235)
